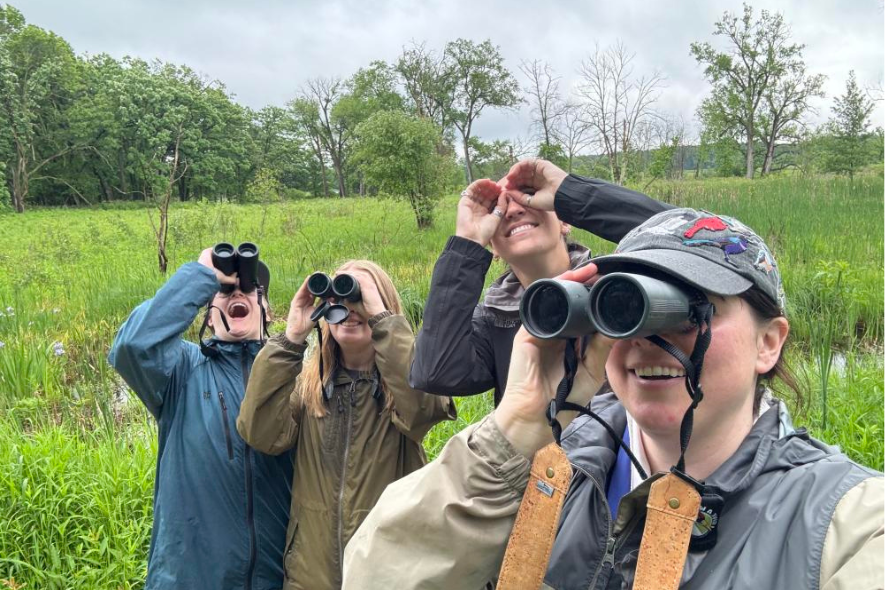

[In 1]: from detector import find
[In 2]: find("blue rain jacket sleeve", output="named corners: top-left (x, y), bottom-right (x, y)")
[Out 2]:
top-left (108, 262), bottom-right (219, 419)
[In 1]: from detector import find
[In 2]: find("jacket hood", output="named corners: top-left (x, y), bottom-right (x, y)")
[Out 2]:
top-left (483, 243), bottom-right (591, 313)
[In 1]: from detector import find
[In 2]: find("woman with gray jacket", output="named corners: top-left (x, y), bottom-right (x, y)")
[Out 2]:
top-left (345, 208), bottom-right (883, 589)
top-left (410, 159), bottom-right (671, 406)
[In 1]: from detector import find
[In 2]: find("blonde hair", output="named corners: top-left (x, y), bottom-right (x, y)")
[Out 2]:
top-left (298, 260), bottom-right (404, 418)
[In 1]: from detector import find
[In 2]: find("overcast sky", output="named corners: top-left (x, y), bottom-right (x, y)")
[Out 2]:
top-left (12, 0), bottom-right (885, 144)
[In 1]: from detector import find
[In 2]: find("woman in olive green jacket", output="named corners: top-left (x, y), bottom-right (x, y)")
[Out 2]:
top-left (237, 260), bottom-right (455, 590)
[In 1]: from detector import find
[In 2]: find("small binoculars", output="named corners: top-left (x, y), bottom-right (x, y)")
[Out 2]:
top-left (307, 272), bottom-right (362, 324)
top-left (519, 272), bottom-right (701, 340)
top-left (211, 242), bottom-right (269, 295)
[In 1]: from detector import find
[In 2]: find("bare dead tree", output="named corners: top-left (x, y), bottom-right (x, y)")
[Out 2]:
top-left (147, 121), bottom-right (189, 273)
top-left (519, 59), bottom-right (565, 147)
top-left (577, 41), bottom-right (664, 184)
top-left (552, 101), bottom-right (595, 173)
top-left (303, 77), bottom-right (350, 197)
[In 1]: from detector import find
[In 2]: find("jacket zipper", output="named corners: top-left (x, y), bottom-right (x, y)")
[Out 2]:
top-left (241, 348), bottom-right (257, 590)
top-left (337, 379), bottom-right (356, 570)
top-left (217, 391), bottom-right (234, 460)
top-left (569, 463), bottom-right (614, 590)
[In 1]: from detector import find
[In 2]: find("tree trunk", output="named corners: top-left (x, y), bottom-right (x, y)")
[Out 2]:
top-left (319, 157), bottom-right (329, 197)
top-left (11, 159), bottom-right (26, 213)
top-left (762, 137), bottom-right (777, 176)
top-left (745, 121), bottom-right (755, 179)
top-left (157, 204), bottom-right (169, 274)
top-left (462, 136), bottom-right (473, 184)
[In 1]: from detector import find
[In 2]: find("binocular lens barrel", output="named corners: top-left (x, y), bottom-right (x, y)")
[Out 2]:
top-left (589, 273), bottom-right (692, 339)
top-left (212, 243), bottom-right (238, 294)
top-left (332, 274), bottom-right (361, 302)
top-left (520, 273), bottom-right (695, 340)
top-left (236, 242), bottom-right (259, 294)
top-left (211, 242), bottom-right (262, 294)
top-left (308, 272), bottom-right (334, 298)
top-left (520, 280), bottom-right (595, 339)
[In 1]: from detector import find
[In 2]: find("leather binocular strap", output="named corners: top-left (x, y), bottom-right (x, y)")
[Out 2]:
top-left (496, 443), bottom-right (572, 590)
top-left (633, 473), bottom-right (701, 590)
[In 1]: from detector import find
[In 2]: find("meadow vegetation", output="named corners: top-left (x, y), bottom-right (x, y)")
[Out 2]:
top-left (0, 173), bottom-right (883, 588)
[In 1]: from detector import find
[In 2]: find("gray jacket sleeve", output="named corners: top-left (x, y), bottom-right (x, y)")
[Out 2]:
top-left (343, 414), bottom-right (530, 589)
top-left (409, 236), bottom-right (498, 396)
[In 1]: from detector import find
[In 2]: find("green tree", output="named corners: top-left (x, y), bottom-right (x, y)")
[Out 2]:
top-left (691, 4), bottom-right (805, 178)
top-left (0, 4), bottom-right (82, 212)
top-left (821, 71), bottom-right (876, 179)
top-left (444, 39), bottom-right (520, 183)
top-left (354, 111), bottom-right (450, 229)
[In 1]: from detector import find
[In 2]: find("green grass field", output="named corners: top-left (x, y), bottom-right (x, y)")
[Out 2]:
top-left (0, 174), bottom-right (883, 589)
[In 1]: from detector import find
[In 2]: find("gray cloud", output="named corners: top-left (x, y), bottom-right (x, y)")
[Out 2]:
top-left (14, 0), bottom-right (885, 144)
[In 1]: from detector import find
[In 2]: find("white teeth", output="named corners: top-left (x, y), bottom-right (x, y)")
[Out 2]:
top-left (635, 366), bottom-right (685, 378)
top-left (507, 224), bottom-right (536, 237)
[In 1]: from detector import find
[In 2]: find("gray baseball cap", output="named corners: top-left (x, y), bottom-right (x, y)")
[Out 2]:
top-left (592, 208), bottom-right (786, 315)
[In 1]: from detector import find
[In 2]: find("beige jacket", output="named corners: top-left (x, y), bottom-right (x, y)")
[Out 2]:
top-left (237, 314), bottom-right (456, 589)
top-left (343, 411), bottom-right (884, 589)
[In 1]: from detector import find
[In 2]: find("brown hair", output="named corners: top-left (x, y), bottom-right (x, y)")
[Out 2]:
top-left (297, 260), bottom-right (404, 418)
top-left (739, 287), bottom-right (803, 415)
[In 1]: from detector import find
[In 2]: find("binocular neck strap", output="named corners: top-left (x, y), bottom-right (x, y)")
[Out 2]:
top-left (199, 305), bottom-right (231, 357)
top-left (645, 301), bottom-right (714, 474)
top-left (548, 339), bottom-right (649, 481)
top-left (256, 286), bottom-right (269, 345)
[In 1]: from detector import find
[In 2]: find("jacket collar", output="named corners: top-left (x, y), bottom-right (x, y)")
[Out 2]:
top-left (563, 393), bottom-right (830, 501)
top-left (204, 337), bottom-right (263, 357)
top-left (483, 243), bottom-right (591, 313)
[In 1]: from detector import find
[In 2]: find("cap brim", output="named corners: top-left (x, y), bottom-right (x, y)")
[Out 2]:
top-left (592, 249), bottom-right (753, 297)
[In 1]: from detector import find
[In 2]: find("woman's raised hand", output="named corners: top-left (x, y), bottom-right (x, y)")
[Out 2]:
top-left (501, 159), bottom-right (568, 212)
top-left (348, 270), bottom-right (388, 319)
top-left (285, 276), bottom-right (318, 344)
top-left (455, 179), bottom-right (509, 248)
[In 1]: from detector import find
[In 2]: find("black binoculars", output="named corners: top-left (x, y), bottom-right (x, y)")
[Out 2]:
top-left (520, 272), bottom-right (700, 340)
top-left (307, 272), bottom-right (361, 325)
top-left (211, 242), bottom-right (268, 295)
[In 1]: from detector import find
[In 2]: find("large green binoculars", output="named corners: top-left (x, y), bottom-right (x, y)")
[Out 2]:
top-left (519, 272), bottom-right (700, 340)
top-left (211, 242), bottom-right (270, 295)
top-left (307, 272), bottom-right (361, 325)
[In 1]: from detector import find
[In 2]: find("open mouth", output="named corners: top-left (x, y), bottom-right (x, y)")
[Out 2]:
top-left (633, 366), bottom-right (686, 381)
top-left (506, 223), bottom-right (538, 238)
top-left (227, 301), bottom-right (250, 319)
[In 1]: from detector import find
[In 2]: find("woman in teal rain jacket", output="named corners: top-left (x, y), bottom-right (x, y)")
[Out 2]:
top-left (109, 248), bottom-right (292, 589)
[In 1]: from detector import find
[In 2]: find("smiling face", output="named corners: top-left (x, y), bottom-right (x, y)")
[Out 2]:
top-left (327, 267), bottom-right (375, 352)
top-left (489, 198), bottom-right (570, 266)
top-left (605, 294), bottom-right (787, 444)
top-left (209, 288), bottom-right (266, 342)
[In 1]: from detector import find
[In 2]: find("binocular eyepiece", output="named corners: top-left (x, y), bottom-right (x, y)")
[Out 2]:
top-left (307, 272), bottom-right (362, 325)
top-left (212, 242), bottom-right (265, 295)
top-left (520, 272), bottom-right (700, 340)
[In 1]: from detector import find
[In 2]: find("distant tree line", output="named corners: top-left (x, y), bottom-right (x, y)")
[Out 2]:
top-left (1, 2), bottom-right (883, 222)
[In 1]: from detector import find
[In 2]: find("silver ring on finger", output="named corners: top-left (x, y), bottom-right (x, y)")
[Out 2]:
top-left (492, 208), bottom-right (504, 218)
top-left (460, 189), bottom-right (472, 199)
top-left (526, 194), bottom-right (533, 208)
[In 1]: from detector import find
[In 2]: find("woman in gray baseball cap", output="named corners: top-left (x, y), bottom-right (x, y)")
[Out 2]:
top-left (343, 208), bottom-right (883, 590)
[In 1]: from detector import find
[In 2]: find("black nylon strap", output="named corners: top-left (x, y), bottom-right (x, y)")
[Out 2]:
top-left (548, 338), bottom-right (649, 481)
top-left (199, 304), bottom-right (231, 358)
